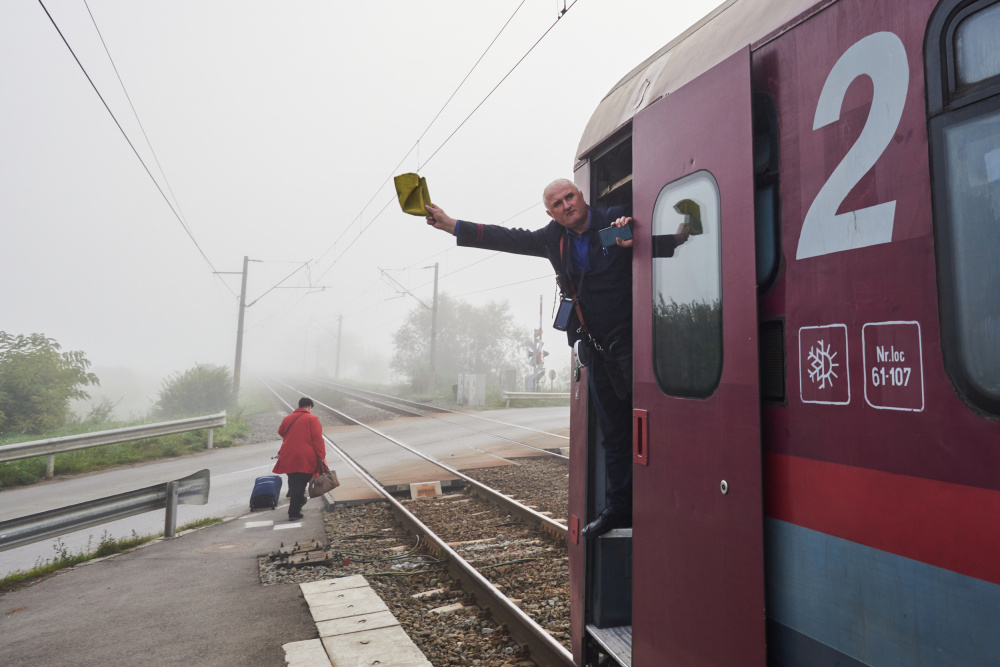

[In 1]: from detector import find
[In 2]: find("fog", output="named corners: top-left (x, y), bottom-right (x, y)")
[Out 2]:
top-left (1, 0), bottom-right (718, 411)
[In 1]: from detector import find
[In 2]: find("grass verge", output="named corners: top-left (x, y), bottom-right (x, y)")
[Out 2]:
top-left (0, 518), bottom-right (224, 593)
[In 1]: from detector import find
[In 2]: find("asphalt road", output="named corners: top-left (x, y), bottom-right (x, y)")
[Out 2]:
top-left (0, 406), bottom-right (568, 578)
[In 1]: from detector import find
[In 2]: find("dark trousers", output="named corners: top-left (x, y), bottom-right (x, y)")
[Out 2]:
top-left (287, 472), bottom-right (312, 517)
top-left (587, 350), bottom-right (633, 512)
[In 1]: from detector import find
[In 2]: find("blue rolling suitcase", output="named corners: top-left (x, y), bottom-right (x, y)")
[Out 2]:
top-left (250, 474), bottom-right (282, 510)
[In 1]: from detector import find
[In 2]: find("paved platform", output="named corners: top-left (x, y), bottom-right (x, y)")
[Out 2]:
top-left (0, 500), bottom-right (327, 667)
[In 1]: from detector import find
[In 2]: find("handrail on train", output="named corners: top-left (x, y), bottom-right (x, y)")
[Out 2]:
top-left (0, 412), bottom-right (227, 478)
top-left (0, 469), bottom-right (211, 552)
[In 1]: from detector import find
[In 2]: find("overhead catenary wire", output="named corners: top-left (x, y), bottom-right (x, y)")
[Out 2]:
top-left (37, 0), bottom-right (233, 296)
top-left (82, 0), bottom-right (190, 238)
top-left (311, 0), bottom-right (533, 271)
top-left (309, 0), bottom-right (581, 285)
top-left (243, 2), bottom-right (583, 330)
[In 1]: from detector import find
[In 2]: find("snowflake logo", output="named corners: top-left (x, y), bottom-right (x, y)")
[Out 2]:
top-left (807, 340), bottom-right (839, 390)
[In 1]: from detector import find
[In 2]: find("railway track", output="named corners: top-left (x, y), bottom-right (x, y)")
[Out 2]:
top-left (262, 380), bottom-right (573, 666)
top-left (313, 379), bottom-right (569, 441)
top-left (302, 378), bottom-right (569, 461)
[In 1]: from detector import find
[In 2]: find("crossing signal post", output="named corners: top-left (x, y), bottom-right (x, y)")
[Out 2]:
top-left (526, 327), bottom-right (548, 391)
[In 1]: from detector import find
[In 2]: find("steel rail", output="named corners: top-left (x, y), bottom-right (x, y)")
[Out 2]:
top-left (308, 380), bottom-right (567, 460)
top-left (264, 383), bottom-right (574, 667)
top-left (315, 379), bottom-right (569, 441)
top-left (0, 469), bottom-right (210, 552)
top-left (275, 378), bottom-right (568, 538)
top-left (0, 412), bottom-right (227, 463)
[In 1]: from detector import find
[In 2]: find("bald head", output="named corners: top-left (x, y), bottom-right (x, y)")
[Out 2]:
top-left (543, 178), bottom-right (580, 208)
top-left (543, 178), bottom-right (590, 233)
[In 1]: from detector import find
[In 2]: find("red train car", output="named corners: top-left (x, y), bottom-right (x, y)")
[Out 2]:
top-left (567, 0), bottom-right (1000, 664)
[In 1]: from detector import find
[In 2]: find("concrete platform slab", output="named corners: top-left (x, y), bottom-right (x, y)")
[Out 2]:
top-left (308, 586), bottom-right (390, 621)
top-left (300, 575), bottom-right (369, 597)
top-left (321, 625), bottom-right (431, 667)
top-left (282, 638), bottom-right (332, 667)
top-left (316, 609), bottom-right (399, 637)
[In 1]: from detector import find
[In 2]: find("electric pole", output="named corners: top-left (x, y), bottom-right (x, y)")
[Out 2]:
top-left (429, 262), bottom-right (439, 396)
top-left (335, 314), bottom-right (343, 379)
top-left (233, 255), bottom-right (249, 399)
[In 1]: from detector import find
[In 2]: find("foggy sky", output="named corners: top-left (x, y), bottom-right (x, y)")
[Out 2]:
top-left (1, 0), bottom-right (719, 403)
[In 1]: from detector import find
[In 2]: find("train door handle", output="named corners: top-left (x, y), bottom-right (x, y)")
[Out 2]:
top-left (633, 409), bottom-right (648, 466)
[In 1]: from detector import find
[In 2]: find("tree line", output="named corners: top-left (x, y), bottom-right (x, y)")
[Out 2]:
top-left (0, 331), bottom-right (232, 436)
top-left (390, 294), bottom-right (534, 392)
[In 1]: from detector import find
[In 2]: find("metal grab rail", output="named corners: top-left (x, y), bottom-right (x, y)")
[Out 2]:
top-left (0, 412), bottom-right (227, 477)
top-left (0, 469), bottom-right (210, 552)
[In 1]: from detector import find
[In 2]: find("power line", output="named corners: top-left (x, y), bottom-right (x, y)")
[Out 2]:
top-left (37, 0), bottom-right (230, 292)
top-left (456, 274), bottom-right (553, 297)
top-left (311, 0), bottom-right (532, 271)
top-left (83, 1), bottom-right (188, 232)
top-left (256, 3), bottom-right (582, 320)
top-left (310, 1), bottom-right (579, 283)
top-left (421, 0), bottom-right (580, 167)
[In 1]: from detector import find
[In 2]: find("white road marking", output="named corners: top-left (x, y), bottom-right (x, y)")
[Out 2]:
top-left (215, 465), bottom-right (274, 479)
top-left (275, 523), bottom-right (301, 530)
top-left (245, 520), bottom-right (274, 528)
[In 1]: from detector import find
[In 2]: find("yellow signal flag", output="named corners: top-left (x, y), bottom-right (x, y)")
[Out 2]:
top-left (393, 173), bottom-right (432, 216)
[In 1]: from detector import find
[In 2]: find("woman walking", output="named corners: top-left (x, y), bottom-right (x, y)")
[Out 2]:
top-left (273, 397), bottom-right (326, 521)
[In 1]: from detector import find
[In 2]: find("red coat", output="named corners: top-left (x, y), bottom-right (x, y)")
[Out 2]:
top-left (272, 409), bottom-right (326, 474)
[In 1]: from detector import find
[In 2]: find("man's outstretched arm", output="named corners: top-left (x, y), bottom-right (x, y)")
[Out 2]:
top-left (425, 203), bottom-right (549, 258)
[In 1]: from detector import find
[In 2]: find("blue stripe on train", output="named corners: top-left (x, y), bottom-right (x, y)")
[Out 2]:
top-left (766, 518), bottom-right (1000, 667)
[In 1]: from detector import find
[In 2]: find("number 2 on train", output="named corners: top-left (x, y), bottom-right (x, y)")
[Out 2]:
top-left (796, 31), bottom-right (909, 260)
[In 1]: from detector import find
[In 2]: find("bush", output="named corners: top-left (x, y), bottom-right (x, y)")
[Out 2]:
top-left (154, 364), bottom-right (233, 419)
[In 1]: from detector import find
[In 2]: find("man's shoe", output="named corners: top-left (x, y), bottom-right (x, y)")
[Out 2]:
top-left (581, 506), bottom-right (631, 539)
top-left (288, 513), bottom-right (304, 521)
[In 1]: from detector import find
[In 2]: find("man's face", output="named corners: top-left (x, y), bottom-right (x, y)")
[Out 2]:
top-left (545, 183), bottom-right (589, 232)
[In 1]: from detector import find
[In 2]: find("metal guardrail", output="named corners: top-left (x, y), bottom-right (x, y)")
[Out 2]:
top-left (0, 412), bottom-right (227, 477)
top-left (0, 469), bottom-right (210, 552)
top-left (500, 391), bottom-right (570, 407)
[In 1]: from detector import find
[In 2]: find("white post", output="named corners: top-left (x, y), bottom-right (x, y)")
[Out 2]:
top-left (46, 454), bottom-right (55, 478)
top-left (206, 428), bottom-right (214, 450)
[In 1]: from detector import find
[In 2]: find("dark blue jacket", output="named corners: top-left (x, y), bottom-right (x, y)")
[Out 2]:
top-left (456, 206), bottom-right (675, 347)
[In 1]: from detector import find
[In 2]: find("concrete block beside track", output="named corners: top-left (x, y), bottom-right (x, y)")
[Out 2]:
top-left (300, 576), bottom-right (431, 666)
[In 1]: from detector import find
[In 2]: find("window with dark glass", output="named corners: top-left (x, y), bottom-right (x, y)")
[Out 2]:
top-left (926, 0), bottom-right (1000, 415)
top-left (753, 91), bottom-right (781, 289)
top-left (651, 171), bottom-right (723, 398)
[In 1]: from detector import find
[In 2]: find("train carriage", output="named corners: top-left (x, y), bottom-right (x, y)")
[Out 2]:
top-left (566, 0), bottom-right (1000, 664)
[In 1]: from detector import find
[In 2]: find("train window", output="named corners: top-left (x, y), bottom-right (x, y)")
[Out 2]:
top-left (927, 0), bottom-right (1000, 414)
top-left (650, 171), bottom-right (723, 398)
top-left (753, 91), bottom-right (781, 288)
top-left (955, 3), bottom-right (1000, 85)
top-left (592, 135), bottom-right (633, 210)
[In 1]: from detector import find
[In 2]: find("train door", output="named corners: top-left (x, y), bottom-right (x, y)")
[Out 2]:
top-left (631, 47), bottom-right (765, 665)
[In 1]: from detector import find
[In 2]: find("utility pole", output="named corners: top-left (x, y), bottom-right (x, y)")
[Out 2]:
top-left (233, 255), bottom-right (249, 399)
top-left (335, 314), bottom-right (343, 379)
top-left (429, 262), bottom-right (439, 396)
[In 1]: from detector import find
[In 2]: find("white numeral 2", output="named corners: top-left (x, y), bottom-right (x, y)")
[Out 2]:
top-left (796, 32), bottom-right (909, 260)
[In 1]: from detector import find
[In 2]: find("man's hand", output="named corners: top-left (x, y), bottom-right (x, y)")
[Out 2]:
top-left (612, 216), bottom-right (633, 248)
top-left (425, 204), bottom-right (457, 234)
top-left (675, 222), bottom-right (691, 245)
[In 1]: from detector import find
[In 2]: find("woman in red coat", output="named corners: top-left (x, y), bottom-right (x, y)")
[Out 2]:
top-left (273, 397), bottom-right (326, 520)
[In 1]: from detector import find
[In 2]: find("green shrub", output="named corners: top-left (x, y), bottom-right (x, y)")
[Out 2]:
top-left (154, 364), bottom-right (233, 419)
top-left (0, 332), bottom-right (99, 434)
